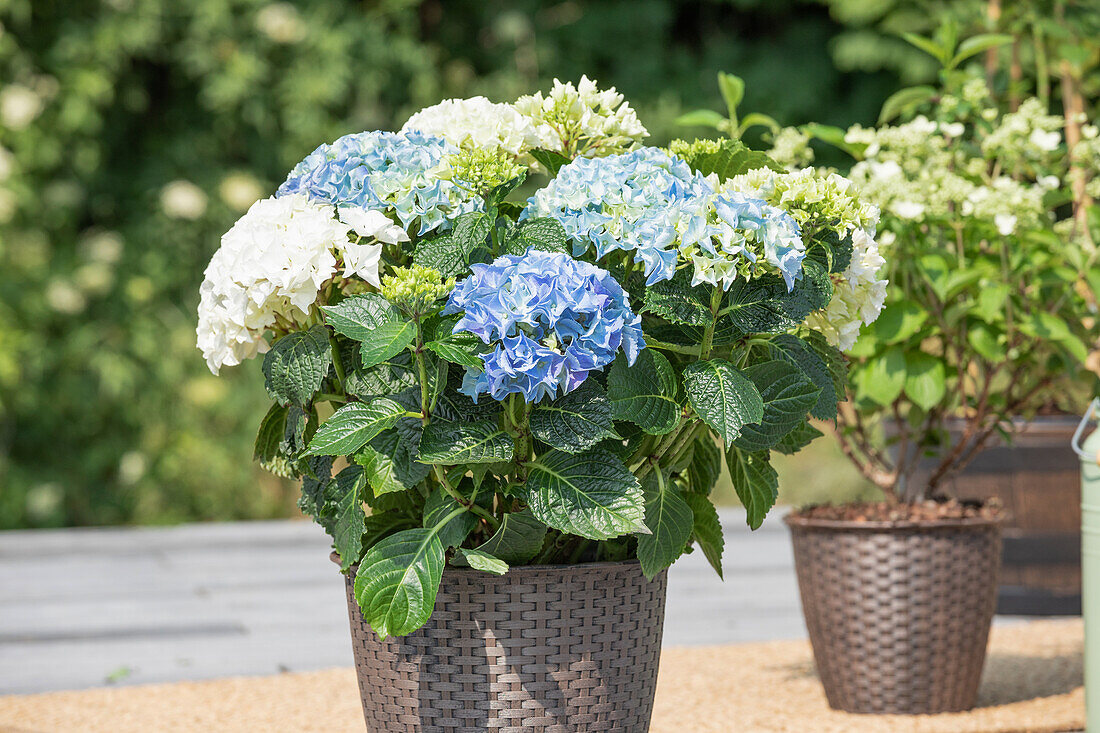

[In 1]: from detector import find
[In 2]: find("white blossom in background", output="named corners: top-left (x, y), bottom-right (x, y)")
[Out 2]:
top-left (0, 84), bottom-right (43, 130)
top-left (160, 180), bottom-right (208, 220)
top-left (219, 173), bottom-right (266, 212)
top-left (255, 2), bottom-right (306, 44)
top-left (982, 98), bottom-right (1063, 161)
top-left (196, 194), bottom-right (351, 374)
top-left (513, 76), bottom-right (648, 158)
top-left (401, 97), bottom-right (540, 159)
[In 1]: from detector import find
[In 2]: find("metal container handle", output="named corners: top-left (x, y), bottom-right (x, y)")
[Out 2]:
top-left (1072, 397), bottom-right (1100, 460)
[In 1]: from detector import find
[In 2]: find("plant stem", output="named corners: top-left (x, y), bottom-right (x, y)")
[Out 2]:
top-left (316, 393), bottom-right (347, 404)
top-left (699, 287), bottom-right (724, 359)
top-left (432, 465), bottom-right (499, 530)
top-left (414, 322), bottom-right (431, 424)
top-left (328, 336), bottom-right (347, 393)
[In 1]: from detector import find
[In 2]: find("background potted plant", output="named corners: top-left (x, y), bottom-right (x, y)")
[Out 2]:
top-left (779, 28), bottom-right (1100, 714)
top-left (196, 78), bottom-right (882, 732)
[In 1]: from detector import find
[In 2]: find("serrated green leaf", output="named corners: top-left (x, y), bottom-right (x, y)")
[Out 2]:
top-left (530, 148), bottom-right (571, 175)
top-left (688, 434), bottom-right (723, 494)
top-left (773, 421), bottom-right (824, 455)
top-left (771, 334), bottom-right (838, 421)
top-left (683, 359), bottom-right (763, 444)
top-left (354, 429), bottom-right (430, 496)
top-left (607, 350), bottom-right (680, 435)
top-left (502, 217), bottom-right (569, 256)
top-left (726, 448), bottom-right (778, 530)
top-left (414, 212), bottom-right (490, 278)
top-left (262, 325), bottom-right (332, 407)
top-left (904, 351), bottom-right (946, 410)
top-left (455, 548), bottom-right (509, 575)
top-left (683, 492), bottom-right (724, 578)
top-left (677, 138), bottom-right (782, 180)
top-left (475, 509), bottom-right (547, 564)
top-left (254, 404), bottom-right (289, 463)
top-left (636, 473), bottom-right (694, 579)
top-left (281, 405), bottom-right (309, 457)
top-left (326, 465), bottom-right (367, 570)
top-left (305, 398), bottom-right (407, 456)
top-left (422, 487), bottom-right (477, 549)
top-left (733, 360), bottom-right (820, 452)
top-left (803, 330), bottom-right (849, 398)
top-left (297, 455), bottom-right (333, 522)
top-left (722, 275), bottom-right (815, 334)
top-left (417, 419), bottom-right (514, 464)
top-left (322, 294), bottom-right (399, 341)
top-left (359, 320), bottom-right (416, 369)
top-left (345, 351), bottom-right (418, 398)
top-left (643, 268), bottom-right (712, 326)
top-left (522, 448), bottom-right (646, 540)
top-left (530, 381), bottom-right (619, 453)
top-left (354, 527), bottom-right (446, 638)
top-left (425, 336), bottom-right (484, 370)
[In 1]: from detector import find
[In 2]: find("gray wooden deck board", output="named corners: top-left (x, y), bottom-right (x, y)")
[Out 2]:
top-left (0, 510), bottom-right (800, 694)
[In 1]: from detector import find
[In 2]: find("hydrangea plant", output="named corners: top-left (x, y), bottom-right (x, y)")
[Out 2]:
top-left (198, 78), bottom-right (886, 637)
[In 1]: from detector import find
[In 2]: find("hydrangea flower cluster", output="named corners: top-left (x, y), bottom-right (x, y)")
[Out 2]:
top-left (400, 96), bottom-right (540, 159)
top-left (513, 76), bottom-right (648, 159)
top-left (685, 191), bottom-right (805, 291)
top-left (523, 147), bottom-right (713, 284)
top-left (197, 194), bottom-right (354, 373)
top-left (724, 168), bottom-right (886, 351)
top-left (277, 130), bottom-right (482, 235)
top-left (443, 251), bottom-right (644, 403)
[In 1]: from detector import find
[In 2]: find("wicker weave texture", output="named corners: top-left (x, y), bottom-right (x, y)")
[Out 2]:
top-left (343, 560), bottom-right (667, 733)
top-left (786, 517), bottom-right (1002, 714)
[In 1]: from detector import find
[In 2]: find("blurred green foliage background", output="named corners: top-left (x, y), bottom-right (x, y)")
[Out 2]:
top-left (0, 0), bottom-right (1001, 529)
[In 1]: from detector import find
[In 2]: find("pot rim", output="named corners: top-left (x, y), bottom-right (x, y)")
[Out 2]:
top-left (784, 510), bottom-right (1005, 532)
top-left (332, 552), bottom-right (646, 575)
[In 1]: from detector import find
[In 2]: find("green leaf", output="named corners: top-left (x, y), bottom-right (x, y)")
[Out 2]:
top-left (414, 212), bottom-right (491, 278)
top-left (353, 527), bottom-right (445, 638)
top-left (305, 398), bottom-right (407, 456)
top-left (726, 449), bottom-right (779, 530)
top-left (733, 360), bottom-right (820, 452)
top-left (353, 429), bottom-right (430, 496)
top-left (261, 325), bottom-right (332, 407)
top-left (422, 487), bottom-right (477, 549)
top-left (968, 322), bottom-right (1006, 361)
top-left (683, 359), bottom-right (763, 444)
top-left (855, 346), bottom-right (907, 407)
top-left (424, 336), bottom-right (484, 370)
top-left (974, 284), bottom-right (1010, 323)
top-left (529, 381), bottom-right (619, 453)
top-left (345, 351), bottom-right (418, 398)
top-left (455, 548), bottom-right (508, 575)
top-left (738, 112), bottom-right (780, 136)
top-left (1020, 311), bottom-right (1073, 342)
top-left (522, 448), bottom-right (646, 540)
top-left (607, 350), bottom-right (681, 435)
top-left (878, 85), bottom-right (937, 124)
top-left (297, 455), bottom-right (333, 523)
top-left (475, 509), bottom-right (547, 565)
top-left (636, 473), bottom-right (694, 579)
top-left (688, 435), bottom-right (723, 494)
top-left (900, 34), bottom-right (949, 65)
top-left (417, 419), bottom-right (514, 464)
top-left (322, 295), bottom-right (399, 341)
top-left (949, 34), bottom-right (1013, 69)
top-left (803, 330), bottom-right (849, 398)
top-left (683, 492), bottom-right (724, 578)
top-left (326, 466), bottom-right (367, 570)
top-left (530, 148), bottom-right (571, 175)
top-left (771, 334), bottom-right (839, 422)
top-left (904, 352), bottom-right (947, 410)
top-left (677, 138), bottom-right (782, 181)
top-left (361, 511), bottom-right (418, 552)
top-left (774, 421), bottom-right (824, 455)
top-left (501, 217), bottom-right (570, 256)
top-left (802, 122), bottom-right (868, 158)
top-left (254, 404), bottom-right (289, 463)
top-left (874, 301), bottom-right (928, 344)
top-left (281, 405), bottom-right (310, 457)
top-left (359, 320), bottom-right (416, 370)
top-left (717, 71), bottom-right (745, 119)
top-left (674, 109), bottom-right (727, 129)
top-left (722, 274), bottom-right (815, 335)
top-left (643, 268), bottom-right (712, 326)
top-left (485, 171), bottom-right (528, 208)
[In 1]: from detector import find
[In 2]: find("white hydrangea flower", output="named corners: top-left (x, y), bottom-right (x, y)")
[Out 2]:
top-left (196, 194), bottom-right (352, 374)
top-left (513, 75), bottom-right (648, 158)
top-left (401, 96), bottom-right (540, 158)
top-left (335, 206), bottom-right (409, 285)
top-left (807, 228), bottom-right (888, 351)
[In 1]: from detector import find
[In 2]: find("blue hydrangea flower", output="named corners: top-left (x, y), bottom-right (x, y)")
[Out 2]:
top-left (521, 148), bottom-right (713, 285)
top-left (443, 250), bottom-right (644, 403)
top-left (689, 191), bottom-right (806, 291)
top-left (277, 130), bottom-right (482, 235)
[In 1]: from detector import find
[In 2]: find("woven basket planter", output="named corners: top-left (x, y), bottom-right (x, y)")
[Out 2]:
top-left (341, 559), bottom-right (667, 733)
top-left (785, 512), bottom-right (1003, 714)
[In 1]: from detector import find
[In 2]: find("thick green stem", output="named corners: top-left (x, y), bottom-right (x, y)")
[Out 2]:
top-left (635, 415), bottom-right (691, 482)
top-left (328, 336), bottom-right (347, 394)
top-left (433, 465), bottom-right (500, 530)
top-left (699, 287), bottom-right (724, 359)
top-left (414, 323), bottom-right (431, 424)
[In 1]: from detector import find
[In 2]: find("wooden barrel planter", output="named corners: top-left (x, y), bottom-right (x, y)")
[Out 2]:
top-left (909, 417), bottom-right (1081, 615)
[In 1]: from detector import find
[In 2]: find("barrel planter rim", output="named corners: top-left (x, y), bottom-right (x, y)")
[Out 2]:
top-left (332, 553), bottom-right (645, 574)
top-left (339, 555), bottom-right (667, 732)
top-left (784, 510), bottom-right (1006, 533)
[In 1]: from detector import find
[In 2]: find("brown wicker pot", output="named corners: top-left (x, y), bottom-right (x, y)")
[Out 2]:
top-left (785, 512), bottom-right (1003, 714)
top-left (341, 559), bottom-right (667, 733)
